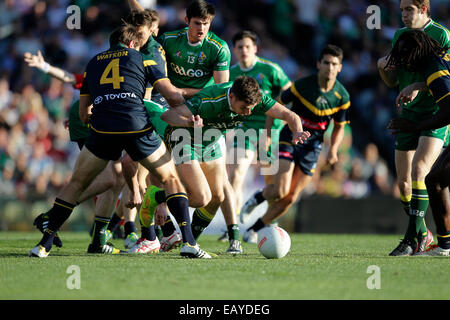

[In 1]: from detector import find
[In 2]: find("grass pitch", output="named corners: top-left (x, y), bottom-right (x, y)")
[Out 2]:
top-left (0, 231), bottom-right (448, 300)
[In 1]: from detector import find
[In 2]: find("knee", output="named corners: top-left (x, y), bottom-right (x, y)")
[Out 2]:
top-left (188, 190), bottom-right (212, 208)
top-left (397, 179), bottom-right (410, 195)
top-left (209, 190), bottom-right (225, 206)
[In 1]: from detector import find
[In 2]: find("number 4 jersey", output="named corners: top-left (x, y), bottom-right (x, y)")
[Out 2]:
top-left (80, 43), bottom-right (168, 134)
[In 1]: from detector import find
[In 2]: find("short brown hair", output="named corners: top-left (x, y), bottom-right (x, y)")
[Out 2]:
top-left (109, 24), bottom-right (144, 48)
top-left (145, 9), bottom-right (160, 23)
top-left (124, 10), bottom-right (155, 28)
top-left (411, 0), bottom-right (431, 17)
top-left (231, 76), bottom-right (261, 105)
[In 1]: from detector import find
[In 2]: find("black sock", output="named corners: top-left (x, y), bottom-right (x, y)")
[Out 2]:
top-left (248, 218), bottom-right (266, 233)
top-left (90, 216), bottom-right (110, 247)
top-left (161, 217), bottom-right (176, 237)
top-left (39, 198), bottom-right (75, 251)
top-left (141, 226), bottom-right (157, 241)
top-left (124, 221), bottom-right (136, 236)
top-left (227, 224), bottom-right (240, 241)
top-left (107, 212), bottom-right (121, 231)
top-left (166, 193), bottom-right (195, 245)
top-left (255, 191), bottom-right (265, 204)
top-left (437, 231), bottom-right (450, 250)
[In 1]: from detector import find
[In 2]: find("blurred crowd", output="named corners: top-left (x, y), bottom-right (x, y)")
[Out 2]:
top-left (0, 0), bottom-right (449, 201)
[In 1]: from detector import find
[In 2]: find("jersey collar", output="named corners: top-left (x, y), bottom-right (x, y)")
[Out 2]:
top-left (239, 57), bottom-right (258, 72)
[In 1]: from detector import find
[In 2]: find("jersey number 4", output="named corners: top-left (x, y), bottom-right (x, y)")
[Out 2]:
top-left (100, 58), bottom-right (124, 89)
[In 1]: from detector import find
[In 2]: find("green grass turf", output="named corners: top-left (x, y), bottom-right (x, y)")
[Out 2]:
top-left (0, 231), bottom-right (448, 300)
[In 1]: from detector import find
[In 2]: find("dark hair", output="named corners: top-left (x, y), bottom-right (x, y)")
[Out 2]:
top-left (319, 44), bottom-right (344, 63)
top-left (386, 29), bottom-right (446, 72)
top-left (145, 9), bottom-right (159, 23)
top-left (186, 0), bottom-right (215, 21)
top-left (124, 10), bottom-right (155, 28)
top-left (109, 24), bottom-right (144, 48)
top-left (232, 30), bottom-right (259, 46)
top-left (231, 76), bottom-right (261, 105)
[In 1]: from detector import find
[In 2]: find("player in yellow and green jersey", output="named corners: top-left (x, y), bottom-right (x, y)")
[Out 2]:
top-left (227, 31), bottom-right (291, 229)
top-left (240, 45), bottom-right (351, 243)
top-left (378, 0), bottom-right (450, 256)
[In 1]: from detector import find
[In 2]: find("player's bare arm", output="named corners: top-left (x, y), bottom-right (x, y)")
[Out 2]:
top-left (396, 82), bottom-right (427, 107)
top-left (79, 94), bottom-right (93, 125)
top-left (161, 105), bottom-right (203, 128)
top-left (153, 79), bottom-right (186, 108)
top-left (178, 87), bottom-right (202, 99)
top-left (126, 0), bottom-right (144, 12)
top-left (213, 69), bottom-right (229, 84)
top-left (388, 95), bottom-right (450, 134)
top-left (378, 55), bottom-right (399, 88)
top-left (265, 102), bottom-right (310, 144)
top-left (24, 50), bottom-right (76, 84)
top-left (327, 121), bottom-right (346, 165)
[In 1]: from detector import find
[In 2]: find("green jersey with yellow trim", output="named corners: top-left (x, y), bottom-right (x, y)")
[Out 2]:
top-left (280, 74), bottom-right (350, 136)
top-left (423, 52), bottom-right (450, 105)
top-left (140, 36), bottom-right (168, 90)
top-left (157, 28), bottom-right (230, 89)
top-left (392, 19), bottom-right (450, 118)
top-left (230, 56), bottom-right (290, 130)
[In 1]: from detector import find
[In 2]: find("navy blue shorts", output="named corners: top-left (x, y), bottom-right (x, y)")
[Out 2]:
top-left (85, 129), bottom-right (162, 161)
top-left (278, 127), bottom-right (322, 176)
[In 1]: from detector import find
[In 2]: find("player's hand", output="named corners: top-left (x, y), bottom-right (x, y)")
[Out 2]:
top-left (377, 56), bottom-right (395, 71)
top-left (155, 203), bottom-right (168, 226)
top-left (126, 190), bottom-right (142, 209)
top-left (191, 115), bottom-right (203, 128)
top-left (326, 150), bottom-right (338, 166)
top-left (24, 50), bottom-right (45, 70)
top-left (387, 117), bottom-right (418, 134)
top-left (292, 131), bottom-right (310, 144)
top-left (396, 83), bottom-right (421, 109)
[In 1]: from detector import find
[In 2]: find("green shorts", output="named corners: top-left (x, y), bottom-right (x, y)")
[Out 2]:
top-left (165, 127), bottom-right (225, 164)
top-left (144, 99), bottom-right (168, 139)
top-left (395, 126), bottom-right (449, 151)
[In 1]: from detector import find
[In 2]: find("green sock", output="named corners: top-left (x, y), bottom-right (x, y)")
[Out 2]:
top-left (191, 208), bottom-right (215, 240)
top-left (91, 216), bottom-right (110, 247)
top-left (227, 224), bottom-right (240, 241)
top-left (405, 181), bottom-right (429, 240)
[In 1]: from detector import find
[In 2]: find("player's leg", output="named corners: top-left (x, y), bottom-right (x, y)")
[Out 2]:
top-left (88, 160), bottom-right (128, 253)
top-left (389, 148), bottom-right (415, 256)
top-left (188, 157), bottom-right (229, 241)
top-left (30, 147), bottom-right (109, 257)
top-left (422, 145), bottom-right (450, 255)
top-left (409, 136), bottom-right (444, 251)
top-left (240, 158), bottom-right (295, 223)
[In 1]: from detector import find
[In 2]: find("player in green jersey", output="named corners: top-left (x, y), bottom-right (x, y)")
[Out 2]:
top-left (377, 0), bottom-right (449, 256)
top-left (239, 45), bottom-right (351, 243)
top-left (227, 30), bottom-right (292, 231)
top-left (128, 1), bottom-right (245, 253)
top-left (387, 30), bottom-right (450, 256)
top-left (159, 76), bottom-right (309, 247)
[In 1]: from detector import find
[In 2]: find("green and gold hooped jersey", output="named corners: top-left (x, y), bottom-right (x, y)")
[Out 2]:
top-left (157, 28), bottom-right (230, 89)
top-left (281, 74), bottom-right (350, 138)
top-left (230, 56), bottom-right (290, 130)
top-left (392, 19), bottom-right (450, 118)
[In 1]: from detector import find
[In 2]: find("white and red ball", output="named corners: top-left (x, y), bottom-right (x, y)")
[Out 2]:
top-left (257, 226), bottom-right (291, 259)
